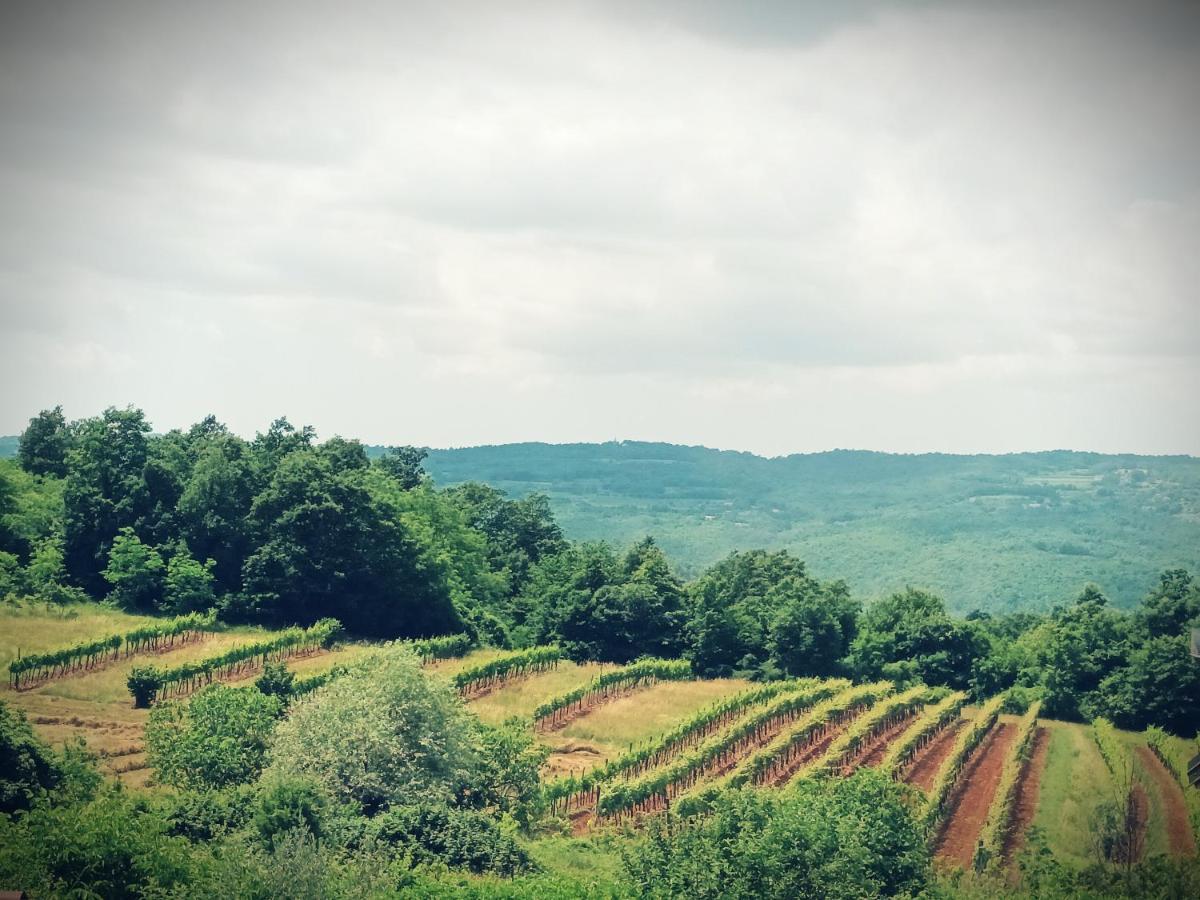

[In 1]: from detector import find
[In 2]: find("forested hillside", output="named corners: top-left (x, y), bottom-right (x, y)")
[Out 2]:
top-left (422, 442), bottom-right (1200, 613)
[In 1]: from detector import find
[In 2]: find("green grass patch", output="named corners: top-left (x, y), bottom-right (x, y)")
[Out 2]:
top-left (1031, 720), bottom-right (1113, 867)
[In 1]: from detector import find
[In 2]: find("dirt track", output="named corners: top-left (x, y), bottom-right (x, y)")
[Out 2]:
top-left (904, 719), bottom-right (966, 791)
top-left (1135, 745), bottom-right (1197, 858)
top-left (1002, 726), bottom-right (1049, 865)
top-left (935, 722), bottom-right (1015, 868)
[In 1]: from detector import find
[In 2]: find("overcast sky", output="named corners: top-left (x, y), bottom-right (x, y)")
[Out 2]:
top-left (1, 1), bottom-right (1197, 456)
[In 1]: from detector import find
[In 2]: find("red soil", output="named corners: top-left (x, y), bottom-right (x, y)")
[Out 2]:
top-left (768, 729), bottom-right (843, 787)
top-left (1135, 744), bottom-right (1197, 859)
top-left (903, 719), bottom-right (966, 792)
top-left (935, 722), bottom-right (1016, 869)
top-left (854, 711), bottom-right (921, 771)
top-left (1002, 726), bottom-right (1049, 865)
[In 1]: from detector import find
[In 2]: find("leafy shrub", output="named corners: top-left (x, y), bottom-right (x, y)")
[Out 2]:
top-left (366, 804), bottom-right (534, 877)
top-left (266, 650), bottom-right (479, 814)
top-left (624, 769), bottom-right (929, 899)
top-left (0, 699), bottom-right (64, 814)
top-left (146, 684), bottom-right (282, 789)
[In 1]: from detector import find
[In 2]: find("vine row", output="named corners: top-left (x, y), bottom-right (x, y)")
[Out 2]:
top-left (533, 658), bottom-right (693, 729)
top-left (128, 617), bottom-right (341, 705)
top-left (8, 611), bottom-right (217, 688)
top-left (595, 680), bottom-right (864, 820)
top-left (974, 700), bottom-right (1042, 872)
top-left (723, 681), bottom-right (896, 791)
top-left (815, 684), bottom-right (932, 776)
top-left (543, 678), bottom-right (836, 813)
top-left (453, 646), bottom-right (562, 696)
top-left (879, 691), bottom-right (969, 778)
top-left (922, 694), bottom-right (1004, 834)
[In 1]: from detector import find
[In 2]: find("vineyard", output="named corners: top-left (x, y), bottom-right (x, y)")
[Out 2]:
top-left (4, 608), bottom-right (1198, 890)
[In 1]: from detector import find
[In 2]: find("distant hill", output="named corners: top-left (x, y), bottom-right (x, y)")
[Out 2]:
top-left (6, 435), bottom-right (1196, 613)
top-left (423, 442), bottom-right (1200, 614)
top-left (0, 435), bottom-right (17, 458)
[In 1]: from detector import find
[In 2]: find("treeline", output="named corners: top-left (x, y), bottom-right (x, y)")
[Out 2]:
top-left (2, 406), bottom-right (1198, 735)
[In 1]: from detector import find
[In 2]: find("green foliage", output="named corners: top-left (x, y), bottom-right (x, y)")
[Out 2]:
top-left (127, 665), bottom-right (164, 708)
top-left (63, 406), bottom-right (154, 595)
top-left (103, 526), bottom-right (166, 611)
top-left (1038, 586), bottom-right (1128, 721)
top-left (0, 699), bottom-right (65, 814)
top-left (0, 787), bottom-right (198, 899)
top-left (18, 405), bottom-right (73, 478)
top-left (252, 774), bottom-right (328, 844)
top-left (146, 684), bottom-right (283, 789)
top-left (622, 769), bottom-right (929, 900)
top-left (164, 546), bottom-right (217, 614)
top-left (468, 719), bottom-right (549, 827)
top-left (237, 451), bottom-right (462, 638)
top-left (685, 549), bottom-right (854, 678)
top-left (523, 540), bottom-right (688, 662)
top-left (254, 660), bottom-right (295, 700)
top-left (365, 803), bottom-right (534, 876)
top-left (849, 588), bottom-right (985, 691)
top-left (423, 442), bottom-right (1200, 615)
top-left (266, 650), bottom-right (480, 813)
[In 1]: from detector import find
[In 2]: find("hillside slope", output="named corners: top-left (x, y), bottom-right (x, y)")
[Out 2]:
top-left (423, 442), bottom-right (1200, 613)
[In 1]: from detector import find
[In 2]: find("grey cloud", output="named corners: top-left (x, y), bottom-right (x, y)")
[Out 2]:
top-left (1, 0), bottom-right (1197, 453)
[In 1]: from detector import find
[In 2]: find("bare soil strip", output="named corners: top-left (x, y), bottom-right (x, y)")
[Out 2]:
top-left (1002, 726), bottom-right (1049, 865)
top-left (903, 719), bottom-right (966, 792)
top-left (853, 711), bottom-right (922, 771)
top-left (1135, 744), bottom-right (1197, 858)
top-left (934, 722), bottom-right (1016, 868)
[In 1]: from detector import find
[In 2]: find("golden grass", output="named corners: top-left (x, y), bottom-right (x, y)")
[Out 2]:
top-left (0, 600), bottom-right (159, 671)
top-left (466, 661), bottom-right (611, 726)
top-left (0, 602), bottom-right (374, 783)
top-left (554, 677), bottom-right (751, 749)
top-left (426, 647), bottom-right (515, 677)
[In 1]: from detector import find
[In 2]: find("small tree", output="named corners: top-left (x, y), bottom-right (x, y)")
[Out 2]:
top-left (164, 548), bottom-right (216, 614)
top-left (127, 667), bottom-right (163, 708)
top-left (18, 406), bottom-right (73, 478)
top-left (103, 528), bottom-right (165, 611)
top-left (255, 662), bottom-right (295, 702)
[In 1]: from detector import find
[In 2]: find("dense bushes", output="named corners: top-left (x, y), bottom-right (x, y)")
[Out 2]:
top-left (623, 769), bottom-right (929, 899)
top-left (146, 685), bottom-right (283, 789)
top-left (266, 651), bottom-right (480, 813)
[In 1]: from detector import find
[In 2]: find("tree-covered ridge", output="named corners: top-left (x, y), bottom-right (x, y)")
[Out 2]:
top-left (421, 440), bottom-right (1200, 612)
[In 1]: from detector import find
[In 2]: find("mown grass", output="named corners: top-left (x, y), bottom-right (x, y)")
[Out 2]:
top-left (466, 661), bottom-right (611, 726)
top-left (1031, 720), bottom-right (1113, 867)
